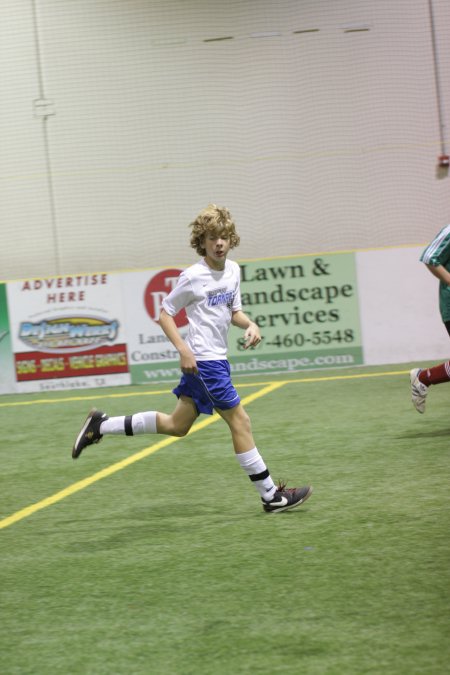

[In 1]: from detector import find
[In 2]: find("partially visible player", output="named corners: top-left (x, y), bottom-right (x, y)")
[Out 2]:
top-left (72, 204), bottom-right (312, 513)
top-left (410, 224), bottom-right (450, 413)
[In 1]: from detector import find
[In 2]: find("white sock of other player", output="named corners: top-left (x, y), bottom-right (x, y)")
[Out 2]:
top-left (100, 412), bottom-right (157, 436)
top-left (236, 447), bottom-right (277, 501)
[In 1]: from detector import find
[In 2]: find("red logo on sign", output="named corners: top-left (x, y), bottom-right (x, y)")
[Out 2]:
top-left (144, 269), bottom-right (188, 328)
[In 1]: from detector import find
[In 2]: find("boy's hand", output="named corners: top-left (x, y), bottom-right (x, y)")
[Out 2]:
top-left (180, 347), bottom-right (199, 374)
top-left (243, 322), bottom-right (262, 349)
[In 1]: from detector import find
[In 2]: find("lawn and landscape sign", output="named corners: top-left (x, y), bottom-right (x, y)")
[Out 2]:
top-left (7, 273), bottom-right (131, 393)
top-left (0, 283), bottom-right (16, 394)
top-left (227, 253), bottom-right (363, 375)
top-left (126, 253), bottom-right (363, 384)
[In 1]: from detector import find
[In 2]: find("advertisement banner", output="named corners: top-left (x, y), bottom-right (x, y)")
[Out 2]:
top-left (227, 253), bottom-right (363, 375)
top-left (122, 267), bottom-right (189, 384)
top-left (0, 284), bottom-right (16, 394)
top-left (125, 253), bottom-right (362, 384)
top-left (7, 273), bottom-right (131, 393)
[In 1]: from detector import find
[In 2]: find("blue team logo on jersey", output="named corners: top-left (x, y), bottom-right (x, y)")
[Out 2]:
top-left (206, 288), bottom-right (234, 309)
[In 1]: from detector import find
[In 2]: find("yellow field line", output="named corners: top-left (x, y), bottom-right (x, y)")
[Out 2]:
top-left (0, 369), bottom-right (410, 408)
top-left (0, 389), bottom-right (175, 407)
top-left (0, 382), bottom-right (285, 531)
top-left (279, 369), bottom-right (410, 384)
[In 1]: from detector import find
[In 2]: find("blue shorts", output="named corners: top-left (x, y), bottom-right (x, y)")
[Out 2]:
top-left (173, 360), bottom-right (240, 415)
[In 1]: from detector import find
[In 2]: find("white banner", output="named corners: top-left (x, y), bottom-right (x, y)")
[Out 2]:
top-left (7, 272), bottom-right (131, 393)
top-left (121, 267), bottom-right (188, 383)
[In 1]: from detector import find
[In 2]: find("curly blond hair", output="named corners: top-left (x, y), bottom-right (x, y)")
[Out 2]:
top-left (189, 204), bottom-right (240, 256)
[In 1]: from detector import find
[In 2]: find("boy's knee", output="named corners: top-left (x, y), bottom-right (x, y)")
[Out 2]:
top-left (231, 406), bottom-right (252, 432)
top-left (172, 426), bottom-right (189, 437)
top-left (169, 419), bottom-right (192, 437)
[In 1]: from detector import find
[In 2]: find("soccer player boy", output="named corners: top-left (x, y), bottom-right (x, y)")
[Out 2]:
top-left (72, 204), bottom-right (312, 513)
top-left (411, 224), bottom-right (450, 413)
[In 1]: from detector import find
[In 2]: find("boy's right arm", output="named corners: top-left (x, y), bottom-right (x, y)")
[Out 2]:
top-left (425, 263), bottom-right (450, 286)
top-left (158, 309), bottom-right (198, 374)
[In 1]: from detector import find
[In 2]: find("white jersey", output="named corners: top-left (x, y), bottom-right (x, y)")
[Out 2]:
top-left (162, 258), bottom-right (242, 360)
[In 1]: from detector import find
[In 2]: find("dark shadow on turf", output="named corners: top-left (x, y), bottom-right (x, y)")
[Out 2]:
top-left (63, 504), bottom-right (311, 552)
top-left (395, 427), bottom-right (450, 439)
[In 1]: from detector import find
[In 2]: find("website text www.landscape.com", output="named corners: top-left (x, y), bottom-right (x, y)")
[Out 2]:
top-left (140, 353), bottom-right (356, 380)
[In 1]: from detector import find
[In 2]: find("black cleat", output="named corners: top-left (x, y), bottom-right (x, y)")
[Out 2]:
top-left (262, 483), bottom-right (313, 513)
top-left (72, 409), bottom-right (108, 459)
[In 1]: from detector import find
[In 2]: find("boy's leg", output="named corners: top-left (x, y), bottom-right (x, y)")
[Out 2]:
top-left (217, 403), bottom-right (312, 512)
top-left (100, 396), bottom-right (198, 437)
top-left (156, 396), bottom-right (199, 436)
top-left (418, 362), bottom-right (450, 386)
top-left (215, 402), bottom-right (255, 454)
top-left (410, 361), bottom-right (450, 413)
top-left (411, 323), bottom-right (450, 414)
top-left (72, 396), bottom-right (198, 458)
top-left (217, 403), bottom-right (276, 500)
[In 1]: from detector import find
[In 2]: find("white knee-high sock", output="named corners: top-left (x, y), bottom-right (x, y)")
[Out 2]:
top-left (100, 411), bottom-right (157, 435)
top-left (236, 447), bottom-right (276, 501)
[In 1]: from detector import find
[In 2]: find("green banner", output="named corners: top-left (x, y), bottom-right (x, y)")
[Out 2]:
top-left (0, 284), bottom-right (15, 393)
top-left (227, 253), bottom-right (362, 373)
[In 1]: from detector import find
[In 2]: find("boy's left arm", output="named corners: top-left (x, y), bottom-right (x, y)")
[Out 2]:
top-left (231, 310), bottom-right (262, 349)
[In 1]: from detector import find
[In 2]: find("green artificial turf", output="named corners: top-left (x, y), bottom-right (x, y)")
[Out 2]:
top-left (0, 364), bottom-right (449, 674)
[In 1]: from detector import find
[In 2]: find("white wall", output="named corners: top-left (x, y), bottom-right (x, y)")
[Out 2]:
top-left (357, 246), bottom-right (449, 365)
top-left (1, 0), bottom-right (450, 280)
top-left (0, 1), bottom-right (55, 276)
